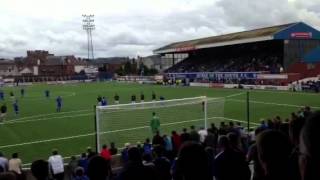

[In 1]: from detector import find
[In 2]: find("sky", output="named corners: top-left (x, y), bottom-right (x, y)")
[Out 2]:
top-left (0, 0), bottom-right (320, 58)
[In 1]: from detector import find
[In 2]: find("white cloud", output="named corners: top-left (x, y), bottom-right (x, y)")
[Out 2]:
top-left (0, 0), bottom-right (319, 58)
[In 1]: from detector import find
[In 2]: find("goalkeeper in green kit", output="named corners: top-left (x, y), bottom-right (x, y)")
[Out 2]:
top-left (150, 112), bottom-right (160, 134)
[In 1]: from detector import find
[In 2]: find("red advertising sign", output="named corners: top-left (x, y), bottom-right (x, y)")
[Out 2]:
top-left (290, 32), bottom-right (312, 39)
top-left (175, 46), bottom-right (196, 52)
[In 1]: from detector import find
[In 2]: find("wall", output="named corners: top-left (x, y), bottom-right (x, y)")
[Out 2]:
top-left (288, 62), bottom-right (320, 78)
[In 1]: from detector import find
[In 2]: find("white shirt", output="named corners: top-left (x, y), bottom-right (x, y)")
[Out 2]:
top-left (8, 158), bottom-right (22, 174)
top-left (198, 129), bottom-right (208, 143)
top-left (48, 155), bottom-right (64, 174)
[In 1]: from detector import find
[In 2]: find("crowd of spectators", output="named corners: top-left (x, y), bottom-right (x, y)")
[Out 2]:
top-left (166, 55), bottom-right (282, 74)
top-left (293, 80), bottom-right (320, 93)
top-left (0, 106), bottom-right (319, 180)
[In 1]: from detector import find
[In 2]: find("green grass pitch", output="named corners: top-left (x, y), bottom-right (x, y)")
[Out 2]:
top-left (0, 82), bottom-right (319, 166)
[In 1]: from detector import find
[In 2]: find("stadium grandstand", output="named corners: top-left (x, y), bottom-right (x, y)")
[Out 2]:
top-left (154, 22), bottom-right (320, 86)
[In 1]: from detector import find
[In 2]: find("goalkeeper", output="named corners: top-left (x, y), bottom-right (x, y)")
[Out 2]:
top-left (150, 112), bottom-right (160, 134)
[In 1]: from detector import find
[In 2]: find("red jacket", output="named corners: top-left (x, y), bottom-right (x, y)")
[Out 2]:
top-left (100, 148), bottom-right (111, 160)
top-left (172, 134), bottom-right (181, 150)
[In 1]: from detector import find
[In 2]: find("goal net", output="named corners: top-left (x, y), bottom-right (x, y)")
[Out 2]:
top-left (95, 96), bottom-right (225, 151)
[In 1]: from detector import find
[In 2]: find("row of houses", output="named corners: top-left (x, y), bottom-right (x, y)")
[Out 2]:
top-left (0, 50), bottom-right (88, 77)
top-left (0, 50), bottom-right (164, 82)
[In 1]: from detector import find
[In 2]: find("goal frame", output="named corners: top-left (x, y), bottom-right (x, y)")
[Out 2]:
top-left (95, 96), bottom-right (208, 152)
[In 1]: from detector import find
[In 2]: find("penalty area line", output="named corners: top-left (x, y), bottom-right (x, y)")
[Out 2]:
top-left (228, 99), bottom-right (320, 109)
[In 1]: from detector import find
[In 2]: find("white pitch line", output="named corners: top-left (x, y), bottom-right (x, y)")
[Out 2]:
top-left (228, 99), bottom-right (320, 109)
top-left (0, 133), bottom-right (95, 149)
top-left (225, 92), bottom-right (246, 98)
top-left (2, 113), bottom-right (93, 125)
top-left (18, 91), bottom-right (77, 101)
top-left (250, 89), bottom-right (320, 96)
top-left (9, 109), bottom-right (92, 121)
top-left (0, 116), bottom-right (258, 149)
top-left (2, 108), bottom-right (146, 125)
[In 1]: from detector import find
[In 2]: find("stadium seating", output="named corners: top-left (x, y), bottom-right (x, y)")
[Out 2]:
top-left (166, 44), bottom-right (283, 74)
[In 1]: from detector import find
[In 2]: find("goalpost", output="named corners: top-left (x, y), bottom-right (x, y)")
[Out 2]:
top-left (95, 96), bottom-right (225, 152)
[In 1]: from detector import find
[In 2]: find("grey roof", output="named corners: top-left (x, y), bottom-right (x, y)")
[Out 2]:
top-left (154, 22), bottom-right (298, 53)
top-left (46, 56), bottom-right (68, 65)
top-left (92, 57), bottom-right (130, 65)
top-left (0, 60), bottom-right (15, 65)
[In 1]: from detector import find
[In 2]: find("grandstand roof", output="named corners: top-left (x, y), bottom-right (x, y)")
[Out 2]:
top-left (154, 22), bottom-right (320, 54)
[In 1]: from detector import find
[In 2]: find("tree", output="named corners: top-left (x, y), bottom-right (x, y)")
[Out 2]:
top-left (116, 66), bottom-right (125, 76)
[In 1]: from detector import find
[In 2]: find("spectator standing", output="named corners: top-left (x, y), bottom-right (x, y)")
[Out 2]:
top-left (117, 147), bottom-right (158, 180)
top-left (163, 135), bottom-right (173, 152)
top-left (207, 123), bottom-right (218, 136)
top-left (8, 153), bottom-right (22, 175)
top-left (78, 153), bottom-right (88, 174)
top-left (31, 160), bottom-right (49, 180)
top-left (109, 142), bottom-right (118, 155)
top-left (143, 139), bottom-right (152, 155)
top-left (247, 128), bottom-right (265, 180)
top-left (180, 128), bottom-right (190, 143)
top-left (173, 142), bottom-right (212, 180)
top-left (48, 150), bottom-right (64, 180)
top-left (256, 130), bottom-right (291, 180)
top-left (136, 142), bottom-right (144, 155)
top-left (86, 147), bottom-right (96, 159)
top-left (218, 122), bottom-right (228, 135)
top-left (100, 145), bottom-right (111, 161)
top-left (299, 111), bottom-right (320, 180)
top-left (198, 127), bottom-right (208, 143)
top-left (73, 167), bottom-right (89, 180)
top-left (288, 117), bottom-right (305, 180)
top-left (0, 152), bottom-right (8, 172)
top-left (171, 131), bottom-right (181, 154)
top-left (189, 126), bottom-right (200, 142)
top-left (121, 143), bottom-right (131, 163)
top-left (68, 156), bottom-right (78, 179)
top-left (204, 131), bottom-right (216, 150)
top-left (153, 146), bottom-right (171, 180)
top-left (214, 136), bottom-right (250, 180)
top-left (87, 156), bottom-right (110, 180)
top-left (227, 132), bottom-right (243, 153)
top-left (152, 131), bottom-right (164, 147)
top-left (267, 119), bottom-right (274, 129)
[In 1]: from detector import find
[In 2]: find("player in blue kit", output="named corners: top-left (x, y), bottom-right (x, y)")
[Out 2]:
top-left (56, 96), bottom-right (62, 112)
top-left (45, 90), bottom-right (50, 99)
top-left (0, 90), bottom-right (4, 100)
top-left (13, 100), bottom-right (19, 115)
top-left (101, 97), bottom-right (107, 106)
